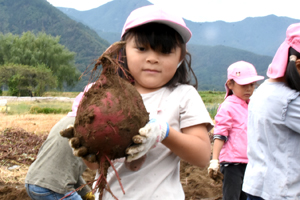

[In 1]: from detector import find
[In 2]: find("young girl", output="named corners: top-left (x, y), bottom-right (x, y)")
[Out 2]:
top-left (70, 5), bottom-right (214, 200)
top-left (242, 23), bottom-right (300, 200)
top-left (208, 61), bottom-right (264, 200)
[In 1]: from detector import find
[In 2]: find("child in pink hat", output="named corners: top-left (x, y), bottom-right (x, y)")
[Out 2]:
top-left (208, 61), bottom-right (264, 200)
top-left (67, 4), bottom-right (214, 200)
top-left (243, 23), bottom-right (300, 200)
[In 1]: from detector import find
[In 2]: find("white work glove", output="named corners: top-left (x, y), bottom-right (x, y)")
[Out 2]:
top-left (126, 119), bottom-right (170, 162)
top-left (208, 159), bottom-right (220, 178)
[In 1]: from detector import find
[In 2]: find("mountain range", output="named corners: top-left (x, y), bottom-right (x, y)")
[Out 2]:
top-left (0, 0), bottom-right (110, 91)
top-left (58, 0), bottom-right (300, 56)
top-left (1, 0), bottom-right (299, 91)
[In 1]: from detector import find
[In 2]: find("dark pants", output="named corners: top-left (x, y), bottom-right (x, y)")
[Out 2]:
top-left (246, 194), bottom-right (264, 200)
top-left (220, 163), bottom-right (247, 200)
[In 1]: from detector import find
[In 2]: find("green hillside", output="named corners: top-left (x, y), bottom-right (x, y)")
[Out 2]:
top-left (189, 44), bottom-right (272, 91)
top-left (58, 0), bottom-right (299, 56)
top-left (0, 0), bottom-right (274, 91)
top-left (0, 0), bottom-right (110, 91)
top-left (58, 0), bottom-right (152, 44)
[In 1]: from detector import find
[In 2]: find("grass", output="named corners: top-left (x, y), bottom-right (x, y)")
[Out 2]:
top-left (199, 91), bottom-right (225, 119)
top-left (199, 91), bottom-right (225, 104)
top-left (4, 101), bottom-right (72, 115)
top-left (205, 104), bottom-right (219, 119)
top-left (2, 90), bottom-right (225, 103)
top-left (42, 91), bottom-right (80, 98)
top-left (1, 91), bottom-right (74, 114)
top-left (29, 106), bottom-right (71, 114)
top-left (1, 90), bottom-right (225, 118)
top-left (1, 91), bottom-right (80, 98)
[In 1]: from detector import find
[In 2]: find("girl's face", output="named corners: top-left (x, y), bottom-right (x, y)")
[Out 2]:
top-left (125, 36), bottom-right (181, 94)
top-left (227, 80), bottom-right (256, 101)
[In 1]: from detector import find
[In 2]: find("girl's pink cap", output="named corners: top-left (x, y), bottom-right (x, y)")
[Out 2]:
top-left (267, 23), bottom-right (300, 78)
top-left (225, 61), bottom-right (264, 98)
top-left (121, 5), bottom-right (192, 43)
top-left (67, 83), bottom-right (95, 117)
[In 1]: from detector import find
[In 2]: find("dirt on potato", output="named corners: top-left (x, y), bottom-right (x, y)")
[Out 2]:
top-left (67, 42), bottom-right (150, 199)
top-left (0, 114), bottom-right (222, 200)
top-left (74, 73), bottom-right (149, 160)
top-left (73, 42), bottom-right (149, 161)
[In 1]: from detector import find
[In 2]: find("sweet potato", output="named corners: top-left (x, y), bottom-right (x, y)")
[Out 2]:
top-left (64, 42), bottom-right (149, 199)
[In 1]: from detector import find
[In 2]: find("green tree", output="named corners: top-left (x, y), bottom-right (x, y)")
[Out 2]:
top-left (0, 64), bottom-right (57, 96)
top-left (0, 31), bottom-right (80, 89)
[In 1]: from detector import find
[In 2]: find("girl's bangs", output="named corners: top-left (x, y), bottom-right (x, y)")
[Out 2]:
top-left (127, 23), bottom-right (183, 53)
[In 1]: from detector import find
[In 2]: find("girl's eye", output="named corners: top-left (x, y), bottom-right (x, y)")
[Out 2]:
top-left (243, 83), bottom-right (256, 88)
top-left (137, 46), bottom-right (146, 51)
top-left (161, 51), bottom-right (171, 55)
top-left (161, 48), bottom-right (175, 54)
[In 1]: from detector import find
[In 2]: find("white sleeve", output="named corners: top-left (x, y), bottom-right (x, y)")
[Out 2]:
top-left (178, 86), bottom-right (214, 131)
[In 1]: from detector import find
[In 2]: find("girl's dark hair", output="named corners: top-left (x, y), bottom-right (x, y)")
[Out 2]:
top-left (119, 22), bottom-right (198, 89)
top-left (285, 47), bottom-right (300, 91)
top-left (227, 79), bottom-right (234, 96)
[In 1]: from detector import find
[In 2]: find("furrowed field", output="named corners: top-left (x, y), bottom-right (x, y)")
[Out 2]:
top-left (0, 91), bottom-right (224, 200)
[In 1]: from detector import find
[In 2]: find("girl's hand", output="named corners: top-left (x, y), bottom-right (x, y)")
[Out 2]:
top-left (208, 159), bottom-right (224, 182)
top-left (126, 119), bottom-right (169, 162)
top-left (208, 159), bottom-right (220, 177)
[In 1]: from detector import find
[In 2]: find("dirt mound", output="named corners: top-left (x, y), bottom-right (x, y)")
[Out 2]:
top-left (0, 128), bottom-right (48, 200)
top-left (181, 161), bottom-right (222, 200)
top-left (0, 122), bottom-right (222, 200)
top-left (0, 128), bottom-right (47, 166)
top-left (0, 184), bottom-right (30, 200)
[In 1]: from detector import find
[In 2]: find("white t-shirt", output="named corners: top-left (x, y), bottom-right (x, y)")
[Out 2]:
top-left (94, 84), bottom-right (213, 200)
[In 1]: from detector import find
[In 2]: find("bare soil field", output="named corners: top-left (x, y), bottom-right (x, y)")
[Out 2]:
top-left (0, 113), bottom-right (222, 200)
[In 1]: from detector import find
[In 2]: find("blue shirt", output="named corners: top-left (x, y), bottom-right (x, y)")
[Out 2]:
top-left (243, 80), bottom-right (300, 200)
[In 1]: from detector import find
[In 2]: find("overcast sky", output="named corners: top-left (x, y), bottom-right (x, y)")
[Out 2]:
top-left (47, 0), bottom-right (300, 23)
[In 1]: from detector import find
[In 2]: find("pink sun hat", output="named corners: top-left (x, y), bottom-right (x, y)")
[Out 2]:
top-left (267, 23), bottom-right (300, 78)
top-left (121, 5), bottom-right (192, 43)
top-left (225, 61), bottom-right (264, 98)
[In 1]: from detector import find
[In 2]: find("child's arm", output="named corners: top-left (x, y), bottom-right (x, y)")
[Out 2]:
top-left (207, 138), bottom-right (224, 179)
top-left (162, 124), bottom-right (211, 168)
top-left (73, 122), bottom-right (211, 169)
top-left (126, 120), bottom-right (211, 168)
top-left (211, 139), bottom-right (224, 160)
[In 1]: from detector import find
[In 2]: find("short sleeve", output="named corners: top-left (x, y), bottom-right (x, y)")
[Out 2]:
top-left (178, 86), bottom-right (214, 131)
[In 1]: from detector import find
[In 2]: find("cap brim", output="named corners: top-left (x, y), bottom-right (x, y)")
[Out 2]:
top-left (157, 20), bottom-right (192, 43)
top-left (122, 19), bottom-right (192, 43)
top-left (234, 76), bottom-right (265, 85)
